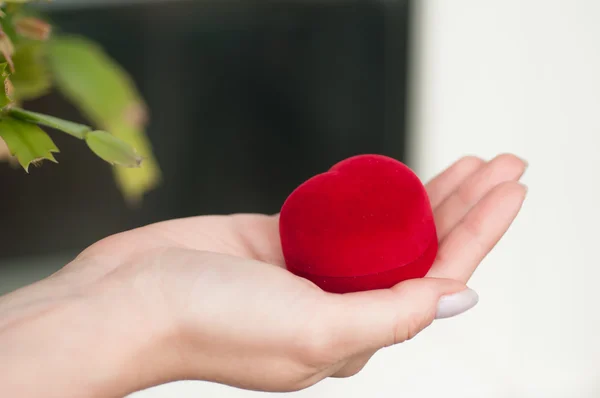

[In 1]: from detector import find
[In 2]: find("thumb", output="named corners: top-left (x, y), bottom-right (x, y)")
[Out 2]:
top-left (328, 278), bottom-right (479, 355)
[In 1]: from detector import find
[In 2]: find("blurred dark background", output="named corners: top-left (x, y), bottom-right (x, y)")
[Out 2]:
top-left (0, 0), bottom-right (412, 263)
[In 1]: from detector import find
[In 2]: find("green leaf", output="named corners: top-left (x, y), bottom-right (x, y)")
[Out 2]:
top-left (48, 35), bottom-right (160, 203)
top-left (0, 116), bottom-right (58, 171)
top-left (108, 123), bottom-right (160, 204)
top-left (85, 130), bottom-right (141, 168)
top-left (10, 41), bottom-right (52, 100)
top-left (9, 107), bottom-right (91, 139)
top-left (47, 36), bottom-right (143, 126)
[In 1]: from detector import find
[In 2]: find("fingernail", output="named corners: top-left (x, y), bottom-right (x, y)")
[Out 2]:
top-left (435, 288), bottom-right (479, 319)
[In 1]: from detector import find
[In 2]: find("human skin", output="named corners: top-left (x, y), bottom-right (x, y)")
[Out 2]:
top-left (0, 154), bottom-right (527, 398)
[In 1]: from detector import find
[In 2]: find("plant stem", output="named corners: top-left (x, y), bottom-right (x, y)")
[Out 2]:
top-left (8, 107), bottom-right (91, 139)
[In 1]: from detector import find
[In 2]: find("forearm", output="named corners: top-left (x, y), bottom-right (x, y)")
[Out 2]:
top-left (0, 270), bottom-right (176, 397)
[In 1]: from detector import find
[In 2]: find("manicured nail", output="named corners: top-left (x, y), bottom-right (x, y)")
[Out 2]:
top-left (435, 288), bottom-right (479, 319)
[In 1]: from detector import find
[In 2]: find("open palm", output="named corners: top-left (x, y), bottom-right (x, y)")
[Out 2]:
top-left (58, 153), bottom-right (527, 393)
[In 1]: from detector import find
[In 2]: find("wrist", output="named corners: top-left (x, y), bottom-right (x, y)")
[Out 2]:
top-left (0, 260), bottom-right (180, 397)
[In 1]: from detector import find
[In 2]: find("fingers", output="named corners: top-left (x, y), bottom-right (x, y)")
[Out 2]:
top-left (324, 278), bottom-right (476, 358)
top-left (428, 181), bottom-right (527, 282)
top-left (434, 154), bottom-right (527, 241)
top-left (425, 156), bottom-right (485, 208)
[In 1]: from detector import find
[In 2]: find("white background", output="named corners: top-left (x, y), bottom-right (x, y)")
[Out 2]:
top-left (132, 0), bottom-right (600, 397)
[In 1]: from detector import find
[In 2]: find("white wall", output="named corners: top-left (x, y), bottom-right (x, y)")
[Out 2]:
top-left (133, 1), bottom-right (600, 397)
top-left (410, 0), bottom-right (600, 396)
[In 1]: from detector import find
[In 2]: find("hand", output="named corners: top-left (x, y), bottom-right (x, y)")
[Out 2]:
top-left (0, 154), bottom-right (527, 397)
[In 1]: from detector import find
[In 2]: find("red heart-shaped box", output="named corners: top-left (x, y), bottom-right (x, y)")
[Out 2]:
top-left (279, 154), bottom-right (438, 293)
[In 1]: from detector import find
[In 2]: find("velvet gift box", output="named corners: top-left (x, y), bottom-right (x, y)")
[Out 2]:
top-left (280, 154), bottom-right (437, 293)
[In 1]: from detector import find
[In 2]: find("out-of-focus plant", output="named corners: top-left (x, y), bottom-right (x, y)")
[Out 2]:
top-left (0, 0), bottom-right (161, 203)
